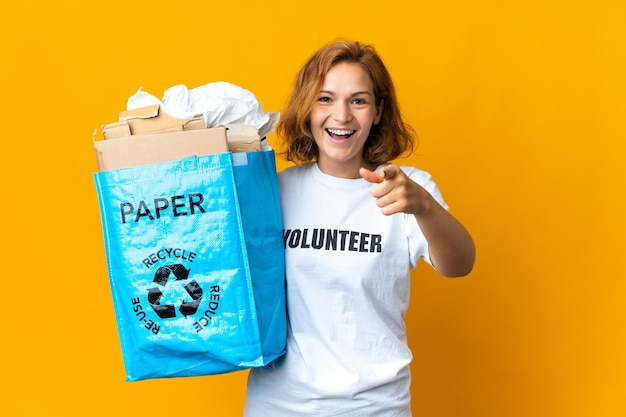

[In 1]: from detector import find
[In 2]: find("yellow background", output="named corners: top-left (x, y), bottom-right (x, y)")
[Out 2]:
top-left (1, 0), bottom-right (624, 416)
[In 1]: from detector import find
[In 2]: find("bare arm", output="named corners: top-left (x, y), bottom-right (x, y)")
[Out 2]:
top-left (360, 165), bottom-right (475, 277)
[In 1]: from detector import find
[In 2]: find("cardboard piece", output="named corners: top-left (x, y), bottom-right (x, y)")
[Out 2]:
top-left (225, 124), bottom-right (261, 152)
top-left (102, 104), bottom-right (205, 139)
top-left (94, 127), bottom-right (229, 171)
top-left (95, 105), bottom-right (261, 171)
top-left (101, 121), bottom-right (131, 139)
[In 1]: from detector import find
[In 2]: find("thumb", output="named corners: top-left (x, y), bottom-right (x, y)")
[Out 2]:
top-left (359, 167), bottom-right (385, 184)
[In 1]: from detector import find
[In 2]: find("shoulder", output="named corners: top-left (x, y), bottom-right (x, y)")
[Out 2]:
top-left (277, 163), bottom-right (314, 192)
top-left (278, 163), bottom-right (314, 180)
top-left (397, 165), bottom-right (435, 185)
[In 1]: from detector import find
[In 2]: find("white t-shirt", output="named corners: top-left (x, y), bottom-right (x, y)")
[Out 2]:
top-left (244, 163), bottom-right (447, 417)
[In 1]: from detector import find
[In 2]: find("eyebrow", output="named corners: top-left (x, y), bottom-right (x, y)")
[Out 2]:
top-left (318, 90), bottom-right (373, 97)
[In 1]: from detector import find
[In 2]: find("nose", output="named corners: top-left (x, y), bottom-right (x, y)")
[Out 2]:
top-left (332, 101), bottom-right (352, 123)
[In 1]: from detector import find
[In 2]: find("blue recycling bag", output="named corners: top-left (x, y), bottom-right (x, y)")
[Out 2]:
top-left (93, 150), bottom-right (286, 381)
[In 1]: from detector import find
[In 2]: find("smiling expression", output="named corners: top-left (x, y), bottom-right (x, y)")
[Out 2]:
top-left (309, 62), bottom-right (383, 178)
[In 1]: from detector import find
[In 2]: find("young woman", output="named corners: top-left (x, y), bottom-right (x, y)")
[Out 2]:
top-left (244, 40), bottom-right (475, 417)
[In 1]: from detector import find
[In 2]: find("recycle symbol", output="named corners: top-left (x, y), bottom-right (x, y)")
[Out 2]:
top-left (147, 264), bottom-right (203, 319)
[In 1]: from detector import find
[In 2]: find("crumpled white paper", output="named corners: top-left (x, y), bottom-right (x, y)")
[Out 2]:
top-left (126, 82), bottom-right (279, 138)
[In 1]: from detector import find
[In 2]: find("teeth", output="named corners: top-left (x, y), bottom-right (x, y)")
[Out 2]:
top-left (327, 129), bottom-right (355, 136)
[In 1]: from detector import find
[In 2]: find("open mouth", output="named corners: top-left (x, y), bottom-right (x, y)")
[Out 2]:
top-left (326, 128), bottom-right (355, 139)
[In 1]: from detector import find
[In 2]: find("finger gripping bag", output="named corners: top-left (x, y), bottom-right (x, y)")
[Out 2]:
top-left (93, 151), bottom-right (286, 381)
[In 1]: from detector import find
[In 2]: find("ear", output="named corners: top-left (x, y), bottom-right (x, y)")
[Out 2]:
top-left (373, 99), bottom-right (384, 125)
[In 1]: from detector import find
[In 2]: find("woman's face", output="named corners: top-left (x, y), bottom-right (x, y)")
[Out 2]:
top-left (309, 62), bottom-right (383, 178)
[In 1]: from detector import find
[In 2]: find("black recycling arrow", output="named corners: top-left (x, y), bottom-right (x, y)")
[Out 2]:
top-left (153, 264), bottom-right (190, 286)
top-left (147, 264), bottom-right (201, 319)
top-left (179, 280), bottom-right (203, 317)
top-left (147, 287), bottom-right (176, 319)
top-left (147, 287), bottom-right (163, 304)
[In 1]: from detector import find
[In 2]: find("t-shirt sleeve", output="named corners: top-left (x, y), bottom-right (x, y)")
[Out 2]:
top-left (402, 167), bottom-right (448, 269)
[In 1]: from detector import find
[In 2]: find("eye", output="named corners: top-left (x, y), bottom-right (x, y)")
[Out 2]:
top-left (352, 98), bottom-right (368, 105)
top-left (317, 96), bottom-right (331, 103)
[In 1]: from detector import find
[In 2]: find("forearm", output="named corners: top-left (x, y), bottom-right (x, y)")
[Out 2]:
top-left (414, 199), bottom-right (475, 277)
top-left (359, 165), bottom-right (476, 275)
